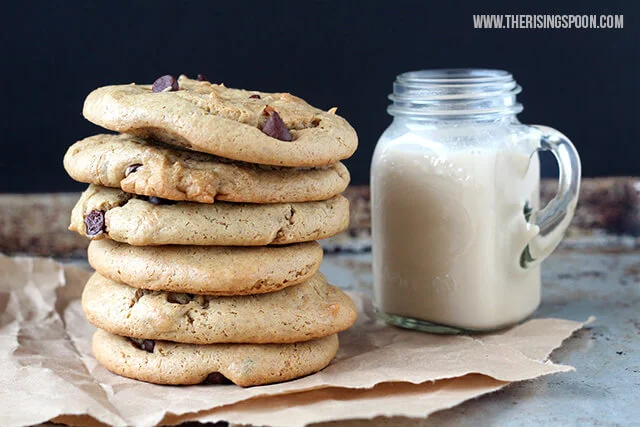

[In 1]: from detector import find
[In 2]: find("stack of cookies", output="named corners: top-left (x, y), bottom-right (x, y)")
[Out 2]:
top-left (63, 75), bottom-right (359, 386)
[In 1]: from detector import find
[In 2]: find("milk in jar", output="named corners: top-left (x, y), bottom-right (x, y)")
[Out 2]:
top-left (371, 69), bottom-right (580, 333)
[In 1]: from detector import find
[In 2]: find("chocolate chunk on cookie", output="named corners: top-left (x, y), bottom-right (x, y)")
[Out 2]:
top-left (152, 75), bottom-right (179, 93)
top-left (124, 163), bottom-right (142, 176)
top-left (84, 210), bottom-right (105, 236)
top-left (146, 196), bottom-right (176, 205)
top-left (261, 110), bottom-right (292, 141)
top-left (202, 372), bottom-right (231, 385)
top-left (129, 337), bottom-right (155, 353)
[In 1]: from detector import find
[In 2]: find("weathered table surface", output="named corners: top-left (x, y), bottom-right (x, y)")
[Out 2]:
top-left (319, 249), bottom-right (640, 426)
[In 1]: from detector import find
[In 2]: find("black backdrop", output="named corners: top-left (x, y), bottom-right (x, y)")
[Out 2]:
top-left (1, 0), bottom-right (635, 192)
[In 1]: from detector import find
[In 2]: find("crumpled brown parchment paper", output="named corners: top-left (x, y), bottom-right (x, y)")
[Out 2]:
top-left (0, 254), bottom-right (587, 427)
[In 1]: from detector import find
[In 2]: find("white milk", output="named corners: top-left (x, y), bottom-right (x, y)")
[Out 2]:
top-left (372, 142), bottom-right (541, 331)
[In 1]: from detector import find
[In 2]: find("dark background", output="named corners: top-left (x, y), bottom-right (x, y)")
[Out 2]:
top-left (1, 0), bottom-right (635, 192)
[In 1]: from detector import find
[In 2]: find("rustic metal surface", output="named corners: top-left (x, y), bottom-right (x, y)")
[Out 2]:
top-left (0, 193), bottom-right (87, 257)
top-left (318, 250), bottom-right (640, 426)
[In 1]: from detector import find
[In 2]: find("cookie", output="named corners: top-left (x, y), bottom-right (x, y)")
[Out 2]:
top-left (82, 272), bottom-right (357, 344)
top-left (92, 329), bottom-right (338, 386)
top-left (82, 75), bottom-right (358, 167)
top-left (70, 185), bottom-right (349, 246)
top-left (88, 239), bottom-right (322, 295)
top-left (64, 134), bottom-right (350, 204)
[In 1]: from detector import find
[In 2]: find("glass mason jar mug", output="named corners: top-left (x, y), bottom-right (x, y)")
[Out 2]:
top-left (371, 69), bottom-right (581, 333)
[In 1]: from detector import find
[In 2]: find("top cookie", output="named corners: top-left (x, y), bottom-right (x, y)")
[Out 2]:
top-left (83, 75), bottom-right (358, 167)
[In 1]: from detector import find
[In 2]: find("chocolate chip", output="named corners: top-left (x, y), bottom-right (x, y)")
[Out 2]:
top-left (129, 337), bottom-right (155, 353)
top-left (125, 163), bottom-right (143, 177)
top-left (84, 210), bottom-right (105, 236)
top-left (202, 372), bottom-right (232, 385)
top-left (261, 110), bottom-right (292, 141)
top-left (249, 94), bottom-right (261, 99)
top-left (197, 74), bottom-right (207, 81)
top-left (152, 75), bottom-right (179, 93)
top-left (166, 293), bottom-right (193, 304)
top-left (147, 196), bottom-right (177, 205)
top-left (141, 340), bottom-right (155, 352)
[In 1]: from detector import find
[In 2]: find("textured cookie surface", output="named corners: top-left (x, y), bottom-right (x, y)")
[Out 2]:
top-left (83, 272), bottom-right (357, 343)
top-left (64, 134), bottom-right (350, 204)
top-left (70, 185), bottom-right (349, 246)
top-left (88, 239), bottom-right (322, 295)
top-left (92, 329), bottom-right (339, 386)
top-left (83, 76), bottom-right (358, 167)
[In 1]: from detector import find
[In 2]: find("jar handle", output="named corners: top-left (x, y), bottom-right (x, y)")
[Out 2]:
top-left (521, 125), bottom-right (581, 268)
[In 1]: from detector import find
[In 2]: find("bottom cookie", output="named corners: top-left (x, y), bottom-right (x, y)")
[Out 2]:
top-left (92, 329), bottom-right (339, 387)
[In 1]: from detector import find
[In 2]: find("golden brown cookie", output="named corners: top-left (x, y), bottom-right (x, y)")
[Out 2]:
top-left (64, 134), bottom-right (350, 204)
top-left (82, 272), bottom-right (357, 343)
top-left (70, 185), bottom-right (350, 246)
top-left (92, 329), bottom-right (339, 386)
top-left (83, 76), bottom-right (358, 167)
top-left (88, 239), bottom-right (322, 295)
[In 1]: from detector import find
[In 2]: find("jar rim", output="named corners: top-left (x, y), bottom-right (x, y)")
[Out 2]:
top-left (388, 68), bottom-right (523, 118)
top-left (397, 68), bottom-right (513, 84)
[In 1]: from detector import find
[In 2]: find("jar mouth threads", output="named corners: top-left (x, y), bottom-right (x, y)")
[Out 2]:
top-left (388, 68), bottom-right (523, 118)
top-left (397, 68), bottom-right (512, 84)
